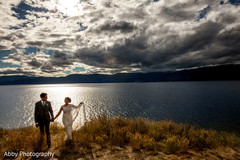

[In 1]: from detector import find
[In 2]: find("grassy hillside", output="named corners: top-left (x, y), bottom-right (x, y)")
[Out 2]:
top-left (1, 115), bottom-right (240, 159)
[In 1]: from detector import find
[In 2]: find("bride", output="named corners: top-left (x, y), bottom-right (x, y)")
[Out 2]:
top-left (54, 97), bottom-right (84, 140)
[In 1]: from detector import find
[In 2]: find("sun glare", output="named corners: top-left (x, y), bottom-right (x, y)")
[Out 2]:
top-left (57, 0), bottom-right (82, 16)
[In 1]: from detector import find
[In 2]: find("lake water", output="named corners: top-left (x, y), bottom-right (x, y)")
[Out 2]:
top-left (0, 81), bottom-right (240, 133)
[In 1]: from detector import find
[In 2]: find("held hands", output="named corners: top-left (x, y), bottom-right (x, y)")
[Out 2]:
top-left (51, 118), bottom-right (55, 122)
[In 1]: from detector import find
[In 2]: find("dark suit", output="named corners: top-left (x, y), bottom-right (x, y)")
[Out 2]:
top-left (34, 101), bottom-right (54, 147)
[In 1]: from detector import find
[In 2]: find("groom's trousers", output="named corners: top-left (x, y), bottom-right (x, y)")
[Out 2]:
top-left (39, 121), bottom-right (51, 147)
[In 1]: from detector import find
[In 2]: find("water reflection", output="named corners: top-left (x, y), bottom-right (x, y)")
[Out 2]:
top-left (1, 82), bottom-right (240, 132)
top-left (0, 84), bottom-right (94, 128)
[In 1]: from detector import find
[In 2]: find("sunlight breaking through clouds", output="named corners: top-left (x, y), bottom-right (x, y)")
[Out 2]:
top-left (57, 0), bottom-right (84, 16)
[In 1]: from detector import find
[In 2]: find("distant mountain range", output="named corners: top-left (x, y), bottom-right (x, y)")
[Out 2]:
top-left (0, 64), bottom-right (240, 85)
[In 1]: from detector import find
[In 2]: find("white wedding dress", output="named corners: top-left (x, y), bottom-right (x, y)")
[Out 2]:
top-left (61, 103), bottom-right (86, 140)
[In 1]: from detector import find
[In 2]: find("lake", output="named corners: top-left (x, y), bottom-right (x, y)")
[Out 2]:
top-left (0, 81), bottom-right (240, 133)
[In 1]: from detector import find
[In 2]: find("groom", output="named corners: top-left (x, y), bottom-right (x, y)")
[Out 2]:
top-left (34, 93), bottom-right (54, 148)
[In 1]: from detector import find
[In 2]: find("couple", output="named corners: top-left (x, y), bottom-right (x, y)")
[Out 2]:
top-left (34, 93), bottom-right (83, 148)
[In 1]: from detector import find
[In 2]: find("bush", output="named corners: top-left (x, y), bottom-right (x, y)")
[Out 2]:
top-left (129, 132), bottom-right (143, 151)
top-left (127, 118), bottom-right (149, 134)
top-left (187, 128), bottom-right (209, 150)
top-left (142, 136), bottom-right (157, 151)
top-left (96, 134), bottom-right (108, 146)
top-left (164, 136), bottom-right (180, 154)
top-left (109, 128), bottom-right (127, 146)
top-left (75, 132), bottom-right (92, 149)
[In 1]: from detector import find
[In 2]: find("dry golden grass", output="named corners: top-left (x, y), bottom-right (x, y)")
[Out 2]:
top-left (73, 115), bottom-right (240, 154)
top-left (0, 122), bottom-right (65, 159)
top-left (1, 115), bottom-right (240, 159)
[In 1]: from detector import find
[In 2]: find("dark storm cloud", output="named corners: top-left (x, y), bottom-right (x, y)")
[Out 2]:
top-left (108, 36), bottom-right (148, 65)
top-left (0, 35), bottom-right (13, 41)
top-left (74, 46), bottom-right (105, 66)
top-left (0, 45), bottom-right (7, 50)
top-left (49, 34), bottom-right (67, 38)
top-left (209, 26), bottom-right (240, 60)
top-left (0, 32), bottom-right (27, 50)
top-left (217, 26), bottom-right (240, 47)
top-left (179, 21), bottom-right (223, 53)
top-left (0, 32), bottom-right (25, 42)
top-left (40, 64), bottom-right (57, 73)
top-left (159, 23), bottom-right (240, 69)
top-left (160, 6), bottom-right (196, 22)
top-left (39, 50), bottom-right (74, 73)
top-left (50, 50), bottom-right (73, 67)
top-left (74, 19), bottom-right (240, 71)
top-left (27, 58), bottom-right (42, 68)
top-left (51, 39), bottom-right (67, 47)
top-left (74, 35), bottom-right (150, 68)
top-left (26, 39), bottom-right (68, 49)
top-left (98, 21), bottom-right (136, 33)
top-left (27, 41), bottom-right (44, 46)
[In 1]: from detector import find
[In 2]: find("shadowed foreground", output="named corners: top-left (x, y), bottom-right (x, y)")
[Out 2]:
top-left (1, 115), bottom-right (240, 159)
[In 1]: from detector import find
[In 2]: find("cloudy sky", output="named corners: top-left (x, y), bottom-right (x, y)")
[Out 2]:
top-left (0, 0), bottom-right (240, 77)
